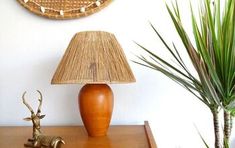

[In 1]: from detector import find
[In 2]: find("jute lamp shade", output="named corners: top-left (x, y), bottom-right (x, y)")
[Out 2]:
top-left (51, 31), bottom-right (135, 84)
top-left (51, 31), bottom-right (135, 137)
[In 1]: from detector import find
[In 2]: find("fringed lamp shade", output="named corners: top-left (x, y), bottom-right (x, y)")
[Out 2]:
top-left (51, 31), bottom-right (135, 137)
top-left (51, 31), bottom-right (135, 84)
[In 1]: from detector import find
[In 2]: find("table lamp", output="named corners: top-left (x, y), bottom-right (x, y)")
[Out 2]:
top-left (51, 31), bottom-right (135, 137)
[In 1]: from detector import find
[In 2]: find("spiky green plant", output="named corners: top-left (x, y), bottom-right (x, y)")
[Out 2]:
top-left (134, 0), bottom-right (235, 147)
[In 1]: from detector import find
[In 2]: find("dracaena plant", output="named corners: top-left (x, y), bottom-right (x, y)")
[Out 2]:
top-left (134, 0), bottom-right (235, 147)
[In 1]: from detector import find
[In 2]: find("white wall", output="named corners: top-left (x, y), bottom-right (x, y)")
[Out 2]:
top-left (0, 0), bottom-right (234, 147)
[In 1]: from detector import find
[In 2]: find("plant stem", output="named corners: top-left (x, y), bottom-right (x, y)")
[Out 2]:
top-left (212, 110), bottom-right (221, 148)
top-left (224, 111), bottom-right (231, 146)
top-left (230, 116), bottom-right (233, 136)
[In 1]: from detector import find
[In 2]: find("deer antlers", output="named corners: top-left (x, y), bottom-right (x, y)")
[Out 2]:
top-left (37, 90), bottom-right (43, 114)
top-left (22, 90), bottom-right (43, 114)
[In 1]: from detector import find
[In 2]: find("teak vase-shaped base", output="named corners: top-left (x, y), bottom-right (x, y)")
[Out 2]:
top-left (79, 84), bottom-right (114, 137)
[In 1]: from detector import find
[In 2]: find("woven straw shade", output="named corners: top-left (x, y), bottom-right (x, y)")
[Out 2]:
top-left (51, 31), bottom-right (135, 84)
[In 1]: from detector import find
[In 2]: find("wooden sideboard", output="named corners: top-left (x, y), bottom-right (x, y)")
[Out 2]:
top-left (0, 121), bottom-right (157, 148)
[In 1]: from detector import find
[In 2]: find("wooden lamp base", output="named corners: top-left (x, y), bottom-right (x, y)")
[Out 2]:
top-left (78, 84), bottom-right (114, 137)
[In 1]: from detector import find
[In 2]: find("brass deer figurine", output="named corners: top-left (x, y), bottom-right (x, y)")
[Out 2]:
top-left (22, 90), bottom-right (65, 148)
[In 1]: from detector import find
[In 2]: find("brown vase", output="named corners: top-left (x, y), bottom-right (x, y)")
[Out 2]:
top-left (78, 84), bottom-right (114, 137)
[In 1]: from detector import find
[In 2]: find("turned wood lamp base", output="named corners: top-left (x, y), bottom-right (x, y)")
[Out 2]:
top-left (78, 84), bottom-right (114, 137)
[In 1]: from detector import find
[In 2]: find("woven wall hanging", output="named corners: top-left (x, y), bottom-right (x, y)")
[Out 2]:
top-left (17, 0), bottom-right (112, 19)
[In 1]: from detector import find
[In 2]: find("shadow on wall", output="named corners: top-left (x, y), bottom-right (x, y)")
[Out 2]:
top-left (0, 54), bottom-right (83, 125)
top-left (30, 55), bottom-right (83, 125)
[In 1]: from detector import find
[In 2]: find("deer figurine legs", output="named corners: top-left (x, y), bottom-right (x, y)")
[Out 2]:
top-left (24, 135), bottom-right (65, 148)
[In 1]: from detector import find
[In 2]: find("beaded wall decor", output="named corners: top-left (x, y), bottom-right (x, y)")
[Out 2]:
top-left (17, 0), bottom-right (112, 19)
